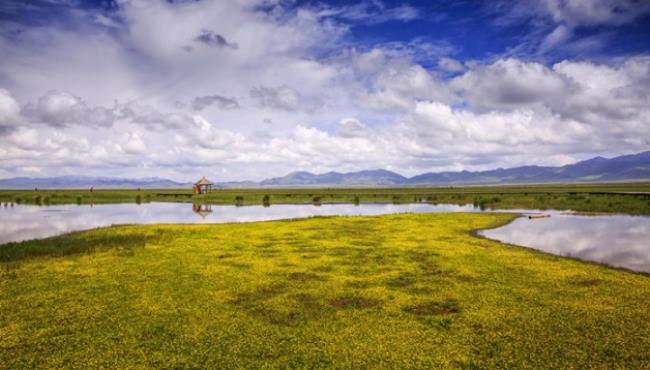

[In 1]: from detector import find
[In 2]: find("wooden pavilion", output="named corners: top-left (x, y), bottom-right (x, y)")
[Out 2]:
top-left (193, 177), bottom-right (214, 194)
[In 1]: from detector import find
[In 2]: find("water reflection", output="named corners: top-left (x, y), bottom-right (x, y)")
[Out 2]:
top-left (1, 202), bottom-right (648, 273)
top-left (0, 202), bottom-right (479, 245)
top-left (192, 203), bottom-right (213, 218)
top-left (480, 214), bottom-right (650, 273)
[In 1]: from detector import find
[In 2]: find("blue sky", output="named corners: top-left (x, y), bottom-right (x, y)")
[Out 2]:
top-left (0, 0), bottom-right (649, 181)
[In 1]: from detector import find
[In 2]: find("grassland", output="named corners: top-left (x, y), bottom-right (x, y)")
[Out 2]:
top-left (1, 182), bottom-right (650, 214)
top-left (1, 213), bottom-right (649, 368)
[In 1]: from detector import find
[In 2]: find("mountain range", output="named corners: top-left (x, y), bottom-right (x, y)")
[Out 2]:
top-left (0, 151), bottom-right (648, 189)
top-left (253, 151), bottom-right (650, 187)
top-left (0, 176), bottom-right (186, 189)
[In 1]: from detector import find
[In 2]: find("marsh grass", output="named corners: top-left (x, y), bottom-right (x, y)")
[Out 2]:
top-left (0, 229), bottom-right (158, 262)
top-left (2, 182), bottom-right (649, 214)
top-left (1, 213), bottom-right (649, 368)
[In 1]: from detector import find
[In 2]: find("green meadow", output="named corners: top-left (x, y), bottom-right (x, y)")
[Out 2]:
top-left (1, 182), bottom-right (650, 214)
top-left (2, 213), bottom-right (649, 368)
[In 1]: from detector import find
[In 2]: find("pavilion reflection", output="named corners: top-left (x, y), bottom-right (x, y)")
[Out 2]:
top-left (192, 203), bottom-right (213, 218)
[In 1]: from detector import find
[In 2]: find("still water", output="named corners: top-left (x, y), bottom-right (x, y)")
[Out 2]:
top-left (480, 214), bottom-right (650, 273)
top-left (1, 202), bottom-right (648, 273)
top-left (0, 202), bottom-right (478, 244)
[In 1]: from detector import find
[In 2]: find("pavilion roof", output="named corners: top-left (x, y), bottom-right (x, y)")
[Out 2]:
top-left (195, 176), bottom-right (214, 186)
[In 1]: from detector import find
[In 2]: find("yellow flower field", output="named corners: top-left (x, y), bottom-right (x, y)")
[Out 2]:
top-left (1, 213), bottom-right (649, 368)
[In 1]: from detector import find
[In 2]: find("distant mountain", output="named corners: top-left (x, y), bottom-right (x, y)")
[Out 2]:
top-left (1, 151), bottom-right (648, 189)
top-left (408, 151), bottom-right (650, 185)
top-left (260, 169), bottom-right (407, 186)
top-left (252, 151), bottom-right (649, 187)
top-left (0, 176), bottom-right (186, 189)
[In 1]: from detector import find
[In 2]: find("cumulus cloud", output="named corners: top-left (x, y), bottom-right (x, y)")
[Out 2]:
top-left (94, 14), bottom-right (121, 28)
top-left (347, 48), bottom-right (457, 113)
top-left (120, 131), bottom-right (147, 155)
top-left (542, 0), bottom-right (650, 28)
top-left (250, 86), bottom-right (301, 111)
top-left (438, 57), bottom-right (465, 72)
top-left (191, 95), bottom-right (240, 111)
top-left (0, 0), bottom-right (648, 181)
top-left (452, 58), bottom-right (569, 111)
top-left (452, 56), bottom-right (650, 135)
top-left (336, 118), bottom-right (370, 138)
top-left (0, 89), bottom-right (22, 135)
top-left (117, 101), bottom-right (195, 131)
top-left (22, 91), bottom-right (117, 128)
top-left (495, 0), bottom-right (650, 54)
top-left (194, 30), bottom-right (238, 50)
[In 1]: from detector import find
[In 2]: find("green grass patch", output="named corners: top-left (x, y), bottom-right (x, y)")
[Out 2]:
top-left (2, 182), bottom-right (650, 214)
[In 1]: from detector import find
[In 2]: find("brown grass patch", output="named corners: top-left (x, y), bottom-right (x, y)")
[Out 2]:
top-left (231, 283), bottom-right (287, 307)
top-left (287, 272), bottom-right (326, 282)
top-left (226, 262), bottom-right (251, 269)
top-left (346, 280), bottom-right (372, 289)
top-left (577, 279), bottom-right (601, 286)
top-left (403, 299), bottom-right (460, 316)
top-left (291, 293), bottom-right (322, 310)
top-left (312, 265), bottom-right (334, 272)
top-left (329, 295), bottom-right (380, 309)
top-left (249, 307), bottom-right (302, 327)
top-left (385, 273), bottom-right (418, 288)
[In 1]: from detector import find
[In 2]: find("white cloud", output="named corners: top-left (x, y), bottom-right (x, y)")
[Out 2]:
top-left (22, 91), bottom-right (117, 128)
top-left (0, 1), bottom-right (648, 181)
top-left (336, 118), bottom-right (370, 138)
top-left (0, 89), bottom-right (22, 135)
top-left (250, 86), bottom-right (301, 111)
top-left (350, 48), bottom-right (457, 112)
top-left (312, 1), bottom-right (421, 24)
top-left (117, 101), bottom-right (195, 130)
top-left (191, 95), bottom-right (239, 111)
top-left (452, 58), bottom-right (569, 111)
top-left (438, 57), bottom-right (465, 72)
top-left (120, 131), bottom-right (147, 155)
top-left (542, 0), bottom-right (650, 28)
top-left (499, 0), bottom-right (650, 54)
top-left (539, 24), bottom-right (571, 53)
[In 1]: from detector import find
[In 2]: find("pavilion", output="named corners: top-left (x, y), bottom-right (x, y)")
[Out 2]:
top-left (193, 177), bottom-right (214, 194)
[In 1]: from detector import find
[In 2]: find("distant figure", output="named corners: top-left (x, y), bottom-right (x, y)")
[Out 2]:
top-left (34, 187), bottom-right (38, 191)
top-left (10, 202), bottom-right (14, 207)
top-left (90, 186), bottom-right (94, 193)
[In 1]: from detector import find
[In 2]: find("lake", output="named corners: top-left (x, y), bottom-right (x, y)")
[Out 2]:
top-left (1, 202), bottom-right (648, 273)
top-left (480, 214), bottom-right (650, 273)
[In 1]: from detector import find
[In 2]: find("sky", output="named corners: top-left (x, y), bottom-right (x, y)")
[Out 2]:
top-left (0, 0), bottom-right (649, 182)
